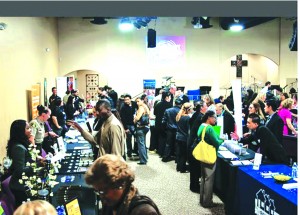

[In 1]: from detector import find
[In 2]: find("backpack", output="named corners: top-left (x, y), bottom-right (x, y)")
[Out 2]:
top-left (128, 195), bottom-right (161, 215)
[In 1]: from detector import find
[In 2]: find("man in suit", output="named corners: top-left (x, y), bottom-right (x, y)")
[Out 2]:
top-left (231, 113), bottom-right (287, 164)
top-left (264, 98), bottom-right (284, 144)
top-left (154, 91), bottom-right (172, 157)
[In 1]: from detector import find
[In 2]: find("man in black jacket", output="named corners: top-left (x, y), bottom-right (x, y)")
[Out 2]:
top-left (161, 97), bottom-right (182, 162)
top-left (232, 113), bottom-right (287, 164)
top-left (264, 98), bottom-right (284, 144)
top-left (154, 91), bottom-right (172, 157)
top-left (120, 94), bottom-right (137, 158)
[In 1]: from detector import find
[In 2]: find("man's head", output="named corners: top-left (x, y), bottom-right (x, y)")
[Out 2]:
top-left (219, 96), bottom-right (225, 103)
top-left (123, 94), bottom-right (132, 105)
top-left (97, 87), bottom-right (104, 95)
top-left (169, 85), bottom-right (177, 95)
top-left (95, 99), bottom-right (112, 119)
top-left (265, 81), bottom-right (271, 87)
top-left (199, 100), bottom-right (208, 114)
top-left (264, 99), bottom-right (278, 114)
top-left (175, 97), bottom-right (183, 106)
top-left (247, 113), bottom-right (260, 130)
top-left (52, 87), bottom-right (57, 95)
top-left (162, 91), bottom-right (171, 102)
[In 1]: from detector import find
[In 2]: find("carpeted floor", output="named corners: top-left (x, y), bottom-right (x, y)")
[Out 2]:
top-left (127, 151), bottom-right (226, 215)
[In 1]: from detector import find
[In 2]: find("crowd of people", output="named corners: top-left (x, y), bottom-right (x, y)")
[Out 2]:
top-left (4, 81), bottom-right (298, 214)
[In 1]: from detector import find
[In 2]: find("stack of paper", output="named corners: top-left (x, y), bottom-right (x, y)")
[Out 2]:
top-left (282, 183), bottom-right (298, 190)
top-left (218, 150), bottom-right (238, 159)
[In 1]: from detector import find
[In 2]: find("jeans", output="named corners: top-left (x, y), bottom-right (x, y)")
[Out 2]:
top-left (135, 126), bottom-right (149, 164)
top-left (125, 125), bottom-right (135, 156)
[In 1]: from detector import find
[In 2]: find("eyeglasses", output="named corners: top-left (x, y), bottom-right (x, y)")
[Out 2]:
top-left (94, 185), bottom-right (123, 196)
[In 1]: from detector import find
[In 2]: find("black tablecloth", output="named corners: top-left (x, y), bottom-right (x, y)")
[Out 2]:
top-left (214, 149), bottom-right (255, 215)
top-left (51, 174), bottom-right (98, 215)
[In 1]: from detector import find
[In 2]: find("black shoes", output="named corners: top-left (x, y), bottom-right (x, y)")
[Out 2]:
top-left (162, 156), bottom-right (174, 162)
top-left (190, 185), bottom-right (200, 194)
top-left (137, 162), bottom-right (147, 165)
top-left (201, 202), bottom-right (217, 208)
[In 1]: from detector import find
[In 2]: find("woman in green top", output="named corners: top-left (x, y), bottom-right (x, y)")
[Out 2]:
top-left (197, 110), bottom-right (224, 208)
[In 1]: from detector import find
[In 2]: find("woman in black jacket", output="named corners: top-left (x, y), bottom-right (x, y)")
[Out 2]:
top-left (65, 95), bottom-right (79, 120)
top-left (7, 119), bottom-right (34, 207)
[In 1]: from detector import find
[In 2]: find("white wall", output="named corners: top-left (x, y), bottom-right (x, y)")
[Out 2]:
top-left (57, 17), bottom-right (297, 98)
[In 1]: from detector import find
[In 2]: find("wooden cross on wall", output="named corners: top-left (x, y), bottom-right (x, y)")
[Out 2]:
top-left (231, 54), bottom-right (248, 78)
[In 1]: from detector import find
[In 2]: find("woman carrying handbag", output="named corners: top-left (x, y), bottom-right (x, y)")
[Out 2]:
top-left (196, 110), bottom-right (224, 208)
top-left (134, 96), bottom-right (150, 165)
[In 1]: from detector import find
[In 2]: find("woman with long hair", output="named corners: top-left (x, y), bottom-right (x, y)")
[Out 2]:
top-left (29, 105), bottom-right (58, 153)
top-left (253, 92), bottom-right (267, 117)
top-left (249, 102), bottom-right (266, 125)
top-left (175, 102), bottom-right (193, 173)
top-left (203, 94), bottom-right (215, 112)
top-left (278, 98), bottom-right (298, 136)
top-left (50, 97), bottom-right (67, 137)
top-left (197, 110), bottom-right (224, 208)
top-left (65, 95), bottom-right (80, 120)
top-left (133, 96), bottom-right (150, 165)
top-left (7, 120), bottom-right (34, 207)
top-left (85, 154), bottom-right (161, 215)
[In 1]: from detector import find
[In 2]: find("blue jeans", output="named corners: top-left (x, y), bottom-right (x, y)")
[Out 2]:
top-left (135, 126), bottom-right (149, 164)
top-left (125, 125), bottom-right (135, 156)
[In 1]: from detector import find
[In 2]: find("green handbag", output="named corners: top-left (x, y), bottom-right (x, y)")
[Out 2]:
top-left (192, 125), bottom-right (217, 164)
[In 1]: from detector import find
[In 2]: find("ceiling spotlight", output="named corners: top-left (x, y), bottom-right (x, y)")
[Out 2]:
top-left (133, 22), bottom-right (141, 30)
top-left (119, 18), bottom-right (133, 31)
top-left (230, 18), bottom-right (244, 31)
top-left (0, 22), bottom-right (7, 30)
top-left (191, 17), bottom-right (212, 29)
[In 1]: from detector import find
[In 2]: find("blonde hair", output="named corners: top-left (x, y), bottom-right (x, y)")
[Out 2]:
top-left (13, 200), bottom-right (57, 215)
top-left (203, 94), bottom-right (215, 107)
top-left (176, 102), bottom-right (193, 121)
top-left (251, 102), bottom-right (266, 121)
top-left (215, 103), bottom-right (231, 115)
top-left (253, 92), bottom-right (266, 103)
top-left (281, 98), bottom-right (294, 109)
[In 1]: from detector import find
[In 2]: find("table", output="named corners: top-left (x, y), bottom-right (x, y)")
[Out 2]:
top-left (51, 174), bottom-right (98, 215)
top-left (214, 148), bottom-right (255, 215)
top-left (235, 165), bottom-right (297, 215)
top-left (57, 142), bottom-right (93, 175)
top-left (51, 137), bottom-right (98, 214)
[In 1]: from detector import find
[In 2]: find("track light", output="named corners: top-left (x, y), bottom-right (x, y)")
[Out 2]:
top-left (191, 17), bottom-right (212, 29)
top-left (119, 18), bottom-right (133, 31)
top-left (229, 18), bottom-right (244, 31)
top-left (0, 22), bottom-right (7, 30)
